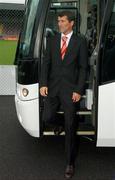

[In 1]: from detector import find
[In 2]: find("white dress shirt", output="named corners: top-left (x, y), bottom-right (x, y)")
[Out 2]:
top-left (60, 30), bottom-right (73, 48)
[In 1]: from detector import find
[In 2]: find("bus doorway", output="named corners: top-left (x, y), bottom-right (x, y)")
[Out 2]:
top-left (40, 0), bottom-right (98, 136)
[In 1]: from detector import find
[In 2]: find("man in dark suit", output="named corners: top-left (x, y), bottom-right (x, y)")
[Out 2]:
top-left (40, 11), bottom-right (88, 179)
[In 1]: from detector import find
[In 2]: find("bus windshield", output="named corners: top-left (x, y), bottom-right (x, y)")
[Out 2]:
top-left (18, 0), bottom-right (40, 58)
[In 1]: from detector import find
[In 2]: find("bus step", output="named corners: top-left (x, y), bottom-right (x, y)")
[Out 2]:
top-left (77, 111), bottom-right (92, 115)
top-left (57, 111), bottom-right (92, 115)
top-left (43, 131), bottom-right (95, 136)
top-left (43, 123), bottom-right (95, 136)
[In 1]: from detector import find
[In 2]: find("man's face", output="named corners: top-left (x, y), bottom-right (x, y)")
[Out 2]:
top-left (58, 15), bottom-right (74, 34)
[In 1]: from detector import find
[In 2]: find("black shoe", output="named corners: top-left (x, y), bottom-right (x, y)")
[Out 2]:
top-left (64, 164), bottom-right (75, 179)
top-left (54, 126), bottom-right (63, 135)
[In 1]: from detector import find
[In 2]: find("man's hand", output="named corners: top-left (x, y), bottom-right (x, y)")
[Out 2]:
top-left (72, 92), bottom-right (81, 102)
top-left (40, 87), bottom-right (48, 96)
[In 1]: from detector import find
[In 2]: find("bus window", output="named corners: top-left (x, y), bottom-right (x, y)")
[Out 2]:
top-left (101, 1), bottom-right (115, 83)
top-left (18, 0), bottom-right (40, 58)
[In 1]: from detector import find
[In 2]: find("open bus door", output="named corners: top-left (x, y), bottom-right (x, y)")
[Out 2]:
top-left (96, 0), bottom-right (115, 146)
top-left (14, 0), bottom-right (50, 137)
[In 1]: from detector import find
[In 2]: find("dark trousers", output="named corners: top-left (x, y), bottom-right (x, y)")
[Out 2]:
top-left (42, 88), bottom-right (78, 165)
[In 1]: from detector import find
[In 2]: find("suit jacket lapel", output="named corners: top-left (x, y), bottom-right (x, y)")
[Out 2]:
top-left (54, 33), bottom-right (62, 61)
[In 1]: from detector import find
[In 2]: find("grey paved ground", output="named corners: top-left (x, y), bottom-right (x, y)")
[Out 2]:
top-left (0, 96), bottom-right (115, 180)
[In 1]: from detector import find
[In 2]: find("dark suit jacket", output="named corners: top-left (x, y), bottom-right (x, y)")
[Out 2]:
top-left (39, 32), bottom-right (88, 96)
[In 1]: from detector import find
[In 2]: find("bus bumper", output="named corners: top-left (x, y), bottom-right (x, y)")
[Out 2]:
top-left (15, 94), bottom-right (40, 138)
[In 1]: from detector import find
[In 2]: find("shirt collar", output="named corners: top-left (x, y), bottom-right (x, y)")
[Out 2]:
top-left (61, 30), bottom-right (73, 39)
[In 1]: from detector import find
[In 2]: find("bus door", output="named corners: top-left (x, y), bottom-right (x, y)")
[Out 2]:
top-left (96, 0), bottom-right (115, 146)
top-left (14, 0), bottom-right (50, 137)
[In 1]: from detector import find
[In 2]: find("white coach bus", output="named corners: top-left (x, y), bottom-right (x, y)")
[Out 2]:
top-left (14, 0), bottom-right (115, 146)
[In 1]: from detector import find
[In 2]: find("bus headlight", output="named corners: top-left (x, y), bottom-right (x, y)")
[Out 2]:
top-left (22, 88), bottom-right (29, 97)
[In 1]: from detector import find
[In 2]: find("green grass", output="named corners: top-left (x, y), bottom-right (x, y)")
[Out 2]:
top-left (0, 40), bottom-right (18, 65)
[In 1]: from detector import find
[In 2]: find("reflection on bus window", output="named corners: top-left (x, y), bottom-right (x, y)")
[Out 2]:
top-left (85, 2), bottom-right (97, 56)
top-left (19, 0), bottom-right (40, 57)
top-left (101, 1), bottom-right (115, 83)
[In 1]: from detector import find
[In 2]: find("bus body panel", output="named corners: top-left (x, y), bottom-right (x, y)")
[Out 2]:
top-left (97, 82), bottom-right (115, 146)
top-left (15, 83), bottom-right (40, 137)
top-left (16, 83), bottom-right (39, 101)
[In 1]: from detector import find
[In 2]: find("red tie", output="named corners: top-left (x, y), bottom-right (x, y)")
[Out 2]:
top-left (60, 36), bottom-right (68, 60)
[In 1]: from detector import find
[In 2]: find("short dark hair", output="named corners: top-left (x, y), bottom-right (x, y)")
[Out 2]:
top-left (58, 11), bottom-right (75, 22)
